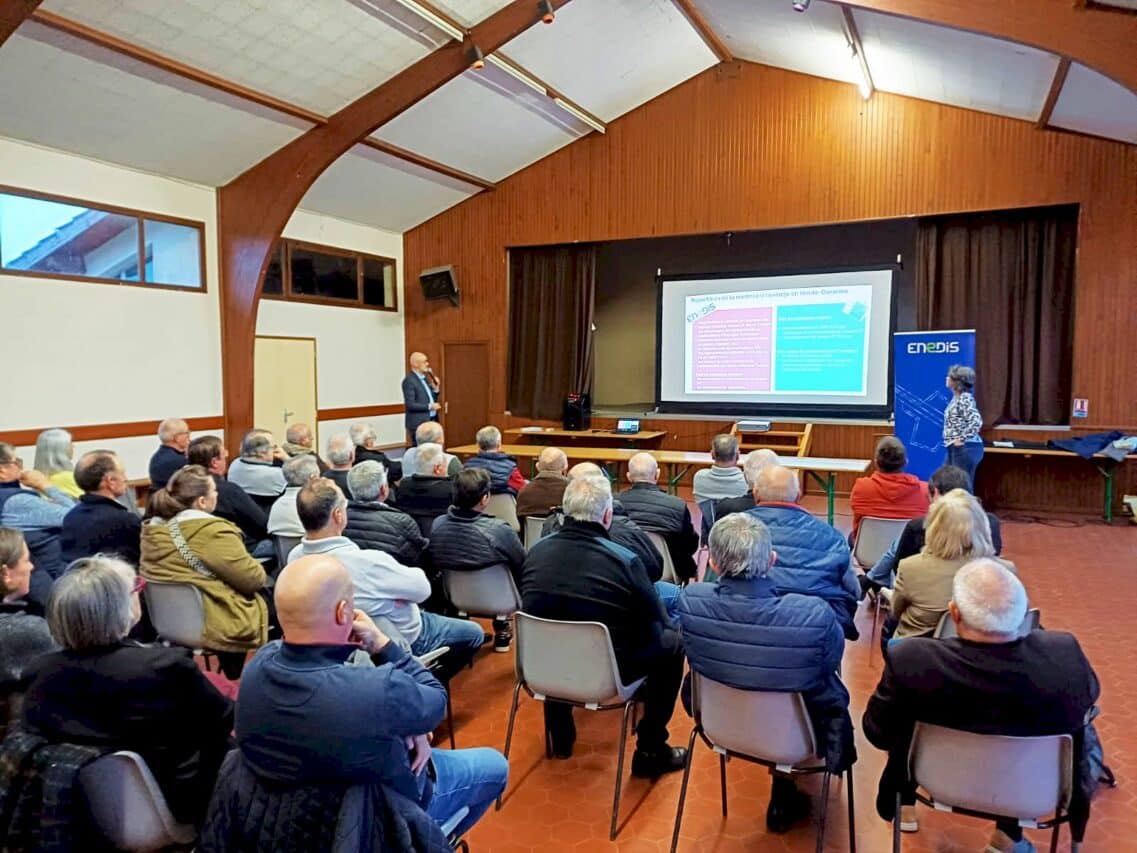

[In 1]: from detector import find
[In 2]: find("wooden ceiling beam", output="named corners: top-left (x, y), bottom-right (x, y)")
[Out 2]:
top-left (1037, 57), bottom-right (1072, 129)
top-left (1, 0), bottom-right (43, 49)
top-left (217, 0), bottom-right (572, 448)
top-left (671, 0), bottom-right (732, 63)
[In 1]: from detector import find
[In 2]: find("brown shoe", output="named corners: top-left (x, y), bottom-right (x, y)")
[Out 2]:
top-left (899, 805), bottom-right (918, 832)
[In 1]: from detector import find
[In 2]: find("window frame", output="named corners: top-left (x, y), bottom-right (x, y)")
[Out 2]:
top-left (0, 184), bottom-right (207, 293)
top-left (261, 237), bottom-right (399, 313)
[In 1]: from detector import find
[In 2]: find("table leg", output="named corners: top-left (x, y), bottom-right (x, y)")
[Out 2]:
top-left (668, 465), bottom-right (690, 497)
top-left (805, 471), bottom-right (836, 526)
top-left (1094, 462), bottom-right (1116, 523)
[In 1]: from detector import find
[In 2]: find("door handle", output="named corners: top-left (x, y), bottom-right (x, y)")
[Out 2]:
top-left (444, 401), bottom-right (449, 415)
top-left (283, 409), bottom-right (295, 422)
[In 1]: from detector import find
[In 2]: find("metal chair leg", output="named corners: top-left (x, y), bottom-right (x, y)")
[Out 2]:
top-left (497, 680), bottom-right (523, 810)
top-left (1049, 820), bottom-right (1061, 853)
top-left (609, 701), bottom-right (634, 841)
top-left (870, 594), bottom-right (881, 657)
top-left (892, 792), bottom-right (902, 853)
top-left (846, 767), bottom-right (856, 853)
top-left (669, 726), bottom-right (700, 853)
top-left (719, 753), bottom-right (728, 817)
top-left (815, 772), bottom-right (831, 853)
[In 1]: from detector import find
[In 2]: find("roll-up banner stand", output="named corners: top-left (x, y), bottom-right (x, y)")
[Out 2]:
top-left (893, 330), bottom-right (977, 480)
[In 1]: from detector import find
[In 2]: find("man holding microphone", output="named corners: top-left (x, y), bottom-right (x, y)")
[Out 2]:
top-left (402, 352), bottom-right (441, 446)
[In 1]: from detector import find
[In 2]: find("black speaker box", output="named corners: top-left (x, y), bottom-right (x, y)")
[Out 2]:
top-left (563, 393), bottom-right (591, 431)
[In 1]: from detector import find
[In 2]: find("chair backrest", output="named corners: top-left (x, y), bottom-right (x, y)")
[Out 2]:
top-left (908, 723), bottom-right (1073, 820)
top-left (79, 751), bottom-right (196, 850)
top-left (514, 613), bottom-right (633, 704)
top-left (443, 564), bottom-right (521, 619)
top-left (484, 494), bottom-right (521, 533)
top-left (852, 517), bottom-right (911, 569)
top-left (692, 673), bottom-right (817, 766)
top-left (524, 515), bottom-right (547, 549)
top-left (696, 499), bottom-right (716, 547)
top-left (143, 581), bottom-right (206, 649)
top-left (273, 534), bottom-right (302, 567)
top-left (934, 607), bottom-right (1041, 640)
top-left (646, 531), bottom-right (678, 584)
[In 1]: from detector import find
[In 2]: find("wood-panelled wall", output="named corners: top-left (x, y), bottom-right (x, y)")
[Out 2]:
top-left (405, 61), bottom-right (1137, 516)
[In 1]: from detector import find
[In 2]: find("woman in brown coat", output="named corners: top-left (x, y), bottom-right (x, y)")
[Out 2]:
top-left (140, 466), bottom-right (268, 654)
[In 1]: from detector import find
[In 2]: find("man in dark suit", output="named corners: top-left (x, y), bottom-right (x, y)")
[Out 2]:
top-left (60, 451), bottom-right (142, 566)
top-left (401, 352), bottom-right (440, 446)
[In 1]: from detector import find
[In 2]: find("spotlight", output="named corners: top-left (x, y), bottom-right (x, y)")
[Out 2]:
top-left (467, 44), bottom-right (484, 70)
top-left (538, 0), bottom-right (555, 24)
top-left (792, 0), bottom-right (811, 10)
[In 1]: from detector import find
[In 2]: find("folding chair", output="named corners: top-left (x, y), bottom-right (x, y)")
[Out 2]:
top-left (670, 673), bottom-right (855, 853)
top-left (79, 751), bottom-right (197, 851)
top-left (443, 564), bottom-right (521, 624)
top-left (501, 613), bottom-right (646, 840)
top-left (852, 517), bottom-right (911, 646)
top-left (647, 531), bottom-right (679, 584)
top-left (934, 607), bottom-right (1041, 639)
top-left (523, 515), bottom-right (547, 549)
top-left (895, 723), bottom-right (1077, 852)
top-left (484, 493), bottom-right (521, 533)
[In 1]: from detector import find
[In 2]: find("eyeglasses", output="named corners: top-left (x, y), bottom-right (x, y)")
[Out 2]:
top-left (131, 575), bottom-right (147, 594)
top-left (0, 457), bottom-right (23, 468)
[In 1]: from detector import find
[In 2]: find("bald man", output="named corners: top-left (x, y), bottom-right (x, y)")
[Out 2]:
top-left (237, 555), bottom-right (508, 840)
top-left (516, 446), bottom-right (570, 518)
top-left (149, 417), bottom-right (190, 489)
top-left (402, 352), bottom-right (441, 445)
top-left (619, 453), bottom-right (698, 582)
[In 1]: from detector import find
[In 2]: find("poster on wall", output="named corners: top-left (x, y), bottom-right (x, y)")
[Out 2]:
top-left (893, 329), bottom-right (977, 480)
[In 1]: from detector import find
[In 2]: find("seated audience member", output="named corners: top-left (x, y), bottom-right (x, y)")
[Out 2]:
top-left (33, 429), bottom-right (81, 498)
top-left (60, 451), bottom-right (142, 566)
top-left (227, 429), bottom-right (287, 509)
top-left (344, 460), bottom-right (428, 566)
top-left (322, 433), bottom-right (355, 495)
top-left (187, 436), bottom-right (270, 549)
top-left (463, 426), bottom-right (526, 496)
top-left (516, 447), bottom-right (570, 518)
top-left (235, 554), bottom-right (507, 839)
top-left (149, 417), bottom-right (191, 490)
top-left (619, 452), bottom-right (698, 582)
top-left (700, 448), bottom-right (779, 541)
top-left (678, 514), bottom-right (854, 833)
top-left (350, 422), bottom-right (402, 482)
top-left (522, 476), bottom-right (686, 775)
top-left (0, 529), bottom-right (57, 690)
top-left (861, 464), bottom-right (1002, 593)
top-left (267, 455), bottom-right (320, 538)
top-left (427, 469), bottom-right (526, 652)
top-left (281, 422), bottom-right (328, 473)
top-left (739, 465), bottom-right (860, 640)
top-left (864, 560), bottom-right (1099, 850)
top-left (541, 462), bottom-right (665, 583)
top-left (291, 479), bottom-right (482, 679)
top-left (849, 436), bottom-right (929, 541)
top-left (0, 442), bottom-right (74, 605)
top-left (692, 434), bottom-right (748, 503)
top-left (401, 422), bottom-right (460, 480)
top-left (141, 466), bottom-right (269, 657)
top-left (22, 555), bottom-right (233, 825)
top-left (393, 443), bottom-right (455, 534)
top-left (890, 489), bottom-right (1015, 640)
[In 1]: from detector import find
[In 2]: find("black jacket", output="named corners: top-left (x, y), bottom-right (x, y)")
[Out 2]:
top-left (618, 483), bottom-right (698, 581)
top-left (213, 475), bottom-right (268, 545)
top-left (540, 509), bottom-right (664, 582)
top-left (60, 494), bottom-right (142, 566)
top-left (355, 446), bottom-right (403, 483)
top-left (521, 519), bottom-right (677, 682)
top-left (344, 501), bottom-right (428, 567)
top-left (148, 445), bottom-right (186, 491)
top-left (425, 508), bottom-right (526, 581)
top-left (323, 469), bottom-right (352, 496)
top-left (701, 494), bottom-right (754, 543)
top-left (23, 642), bottom-right (234, 825)
top-left (391, 475), bottom-right (454, 536)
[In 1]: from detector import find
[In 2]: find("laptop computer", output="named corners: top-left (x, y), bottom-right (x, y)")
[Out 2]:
top-left (615, 419), bottom-right (640, 435)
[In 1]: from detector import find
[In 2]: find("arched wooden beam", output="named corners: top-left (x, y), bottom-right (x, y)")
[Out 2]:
top-left (217, 0), bottom-right (572, 447)
top-left (1, 1), bottom-right (44, 48)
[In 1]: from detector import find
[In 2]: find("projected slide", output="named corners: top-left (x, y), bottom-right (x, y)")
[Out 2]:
top-left (658, 269), bottom-right (893, 414)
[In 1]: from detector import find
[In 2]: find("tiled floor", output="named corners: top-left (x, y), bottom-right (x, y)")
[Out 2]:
top-left (443, 496), bottom-right (1136, 852)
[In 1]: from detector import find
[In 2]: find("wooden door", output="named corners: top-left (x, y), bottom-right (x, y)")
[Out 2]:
top-left (440, 341), bottom-right (490, 448)
top-left (254, 336), bottom-right (318, 443)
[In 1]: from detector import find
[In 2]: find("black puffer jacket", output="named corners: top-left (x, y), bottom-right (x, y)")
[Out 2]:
top-left (541, 510), bottom-right (664, 583)
top-left (344, 501), bottom-right (429, 567)
top-left (618, 483), bottom-right (698, 580)
top-left (425, 508), bottom-right (526, 581)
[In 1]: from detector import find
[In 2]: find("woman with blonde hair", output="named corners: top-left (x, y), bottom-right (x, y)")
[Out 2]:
top-left (140, 465), bottom-right (268, 668)
top-left (33, 429), bottom-right (81, 498)
top-left (0, 528), bottom-right (57, 695)
top-left (890, 489), bottom-right (1016, 639)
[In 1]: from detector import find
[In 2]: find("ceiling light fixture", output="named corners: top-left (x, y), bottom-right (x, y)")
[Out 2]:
top-left (553, 97), bottom-right (606, 134)
top-left (538, 0), bottom-right (556, 24)
top-left (842, 12), bottom-right (874, 100)
top-left (467, 44), bottom-right (485, 71)
top-left (791, 0), bottom-right (811, 11)
top-left (486, 54), bottom-right (547, 95)
top-left (387, 0), bottom-right (464, 40)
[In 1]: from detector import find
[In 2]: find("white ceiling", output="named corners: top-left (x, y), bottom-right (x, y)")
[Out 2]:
top-left (429, 0), bottom-right (514, 27)
top-left (1049, 61), bottom-right (1137, 144)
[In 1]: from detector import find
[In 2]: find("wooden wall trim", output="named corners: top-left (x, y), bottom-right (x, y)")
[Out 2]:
top-left (1, 1), bottom-right (42, 49)
top-left (0, 416), bottom-right (224, 447)
top-left (1037, 57), bottom-right (1072, 128)
top-left (317, 405), bottom-right (405, 421)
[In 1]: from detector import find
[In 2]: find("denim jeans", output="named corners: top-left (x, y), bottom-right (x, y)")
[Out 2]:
top-left (655, 581), bottom-right (681, 619)
top-left (946, 440), bottom-right (984, 489)
top-left (411, 611), bottom-right (485, 681)
top-left (425, 747), bottom-right (509, 838)
top-left (866, 537), bottom-right (901, 588)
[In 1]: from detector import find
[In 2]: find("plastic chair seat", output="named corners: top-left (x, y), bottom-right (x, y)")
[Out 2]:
top-left (484, 494), bottom-right (520, 533)
top-left (442, 565), bottom-right (521, 620)
top-left (79, 751), bottom-right (196, 851)
top-left (646, 532), bottom-right (679, 584)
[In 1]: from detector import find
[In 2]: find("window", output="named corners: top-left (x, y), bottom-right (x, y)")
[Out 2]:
top-left (0, 187), bottom-right (205, 290)
top-left (261, 239), bottom-right (397, 311)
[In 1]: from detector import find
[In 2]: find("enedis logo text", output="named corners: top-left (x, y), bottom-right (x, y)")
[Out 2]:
top-left (906, 341), bottom-right (960, 354)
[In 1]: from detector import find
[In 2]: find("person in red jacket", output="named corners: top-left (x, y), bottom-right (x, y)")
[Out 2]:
top-left (850, 437), bottom-right (929, 541)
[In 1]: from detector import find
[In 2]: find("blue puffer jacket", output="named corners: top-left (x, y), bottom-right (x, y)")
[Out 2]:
top-left (743, 503), bottom-right (860, 640)
top-left (677, 576), bottom-right (856, 772)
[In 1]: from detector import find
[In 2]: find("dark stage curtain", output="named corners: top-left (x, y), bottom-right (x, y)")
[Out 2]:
top-left (916, 206), bottom-right (1077, 426)
top-left (507, 245), bottom-right (597, 419)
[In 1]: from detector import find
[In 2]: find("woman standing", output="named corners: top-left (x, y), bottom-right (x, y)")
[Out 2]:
top-left (943, 365), bottom-right (984, 487)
